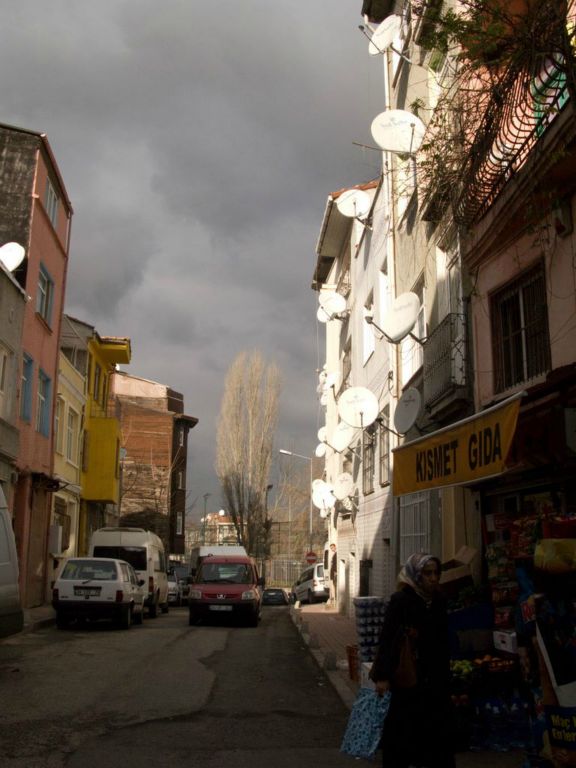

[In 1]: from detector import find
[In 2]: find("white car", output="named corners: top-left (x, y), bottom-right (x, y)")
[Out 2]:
top-left (52, 557), bottom-right (146, 630)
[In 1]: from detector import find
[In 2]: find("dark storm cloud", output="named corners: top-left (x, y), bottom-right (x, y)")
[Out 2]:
top-left (0, 0), bottom-right (384, 507)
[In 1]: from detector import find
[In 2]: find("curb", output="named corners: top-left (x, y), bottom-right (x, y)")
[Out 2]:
top-left (290, 606), bottom-right (358, 710)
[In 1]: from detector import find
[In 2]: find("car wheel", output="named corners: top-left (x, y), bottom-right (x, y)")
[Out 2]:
top-left (188, 610), bottom-right (199, 626)
top-left (119, 605), bottom-right (132, 630)
top-left (134, 608), bottom-right (144, 625)
top-left (161, 601), bottom-right (169, 614)
top-left (308, 590), bottom-right (315, 605)
top-left (148, 599), bottom-right (158, 618)
top-left (247, 610), bottom-right (259, 627)
top-left (56, 611), bottom-right (68, 630)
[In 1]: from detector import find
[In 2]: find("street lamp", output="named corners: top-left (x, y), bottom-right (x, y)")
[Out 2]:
top-left (279, 449), bottom-right (313, 552)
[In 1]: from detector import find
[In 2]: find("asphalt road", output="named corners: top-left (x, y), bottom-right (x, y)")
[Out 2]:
top-left (0, 605), bottom-right (353, 768)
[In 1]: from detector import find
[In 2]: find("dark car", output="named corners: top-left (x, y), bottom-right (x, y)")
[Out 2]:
top-left (262, 588), bottom-right (289, 606)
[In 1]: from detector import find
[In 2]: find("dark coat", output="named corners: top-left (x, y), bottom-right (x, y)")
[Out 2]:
top-left (370, 585), bottom-right (454, 768)
top-left (370, 584), bottom-right (451, 692)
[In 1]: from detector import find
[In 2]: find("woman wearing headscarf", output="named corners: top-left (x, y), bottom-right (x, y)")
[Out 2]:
top-left (370, 553), bottom-right (455, 768)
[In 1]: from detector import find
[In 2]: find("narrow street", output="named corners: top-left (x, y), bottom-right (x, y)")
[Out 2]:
top-left (0, 606), bottom-right (353, 768)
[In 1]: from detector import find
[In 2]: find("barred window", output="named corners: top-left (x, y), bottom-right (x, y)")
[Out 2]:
top-left (362, 424), bottom-right (376, 495)
top-left (491, 262), bottom-right (551, 393)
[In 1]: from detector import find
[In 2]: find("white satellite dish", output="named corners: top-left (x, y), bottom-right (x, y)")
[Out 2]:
top-left (331, 421), bottom-right (356, 453)
top-left (318, 291), bottom-right (347, 322)
top-left (320, 391), bottom-right (329, 406)
top-left (317, 426), bottom-right (327, 443)
top-left (0, 242), bottom-right (26, 272)
top-left (394, 387), bottom-right (422, 434)
top-left (371, 110), bottom-right (427, 155)
top-left (380, 292), bottom-right (421, 343)
top-left (338, 387), bottom-right (379, 429)
top-left (335, 189), bottom-right (371, 220)
top-left (368, 14), bottom-right (402, 55)
top-left (315, 442), bottom-right (327, 458)
top-left (333, 472), bottom-right (354, 501)
top-left (312, 480), bottom-right (336, 510)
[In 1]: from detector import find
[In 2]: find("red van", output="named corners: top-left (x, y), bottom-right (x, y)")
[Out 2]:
top-left (188, 555), bottom-right (264, 627)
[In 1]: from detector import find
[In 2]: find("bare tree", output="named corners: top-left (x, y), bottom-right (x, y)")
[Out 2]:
top-left (216, 351), bottom-right (281, 557)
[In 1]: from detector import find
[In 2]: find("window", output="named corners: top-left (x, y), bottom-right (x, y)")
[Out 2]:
top-left (400, 277), bottom-right (425, 385)
top-left (176, 512), bottom-right (183, 536)
top-left (362, 424), bottom-right (376, 495)
top-left (36, 370), bottom-right (51, 436)
top-left (363, 295), bottom-right (375, 364)
top-left (533, 55), bottom-right (569, 137)
top-left (178, 426), bottom-right (184, 447)
top-left (378, 406), bottom-right (390, 486)
top-left (45, 178), bottom-right (59, 228)
top-left (20, 354), bottom-right (33, 422)
top-left (0, 345), bottom-right (10, 419)
top-left (177, 471), bottom-right (184, 490)
top-left (399, 492), bottom-right (430, 565)
top-left (491, 262), bottom-right (551, 393)
top-left (66, 407), bottom-right (79, 464)
top-left (93, 363), bottom-right (102, 402)
top-left (36, 264), bottom-right (54, 325)
top-left (54, 397), bottom-right (64, 454)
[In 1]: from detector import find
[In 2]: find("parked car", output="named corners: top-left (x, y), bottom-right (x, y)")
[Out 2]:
top-left (262, 588), bottom-right (289, 606)
top-left (52, 557), bottom-right (146, 629)
top-left (89, 527), bottom-right (169, 617)
top-left (169, 563), bottom-right (191, 605)
top-left (0, 486), bottom-right (23, 638)
top-left (167, 573), bottom-right (181, 605)
top-left (291, 563), bottom-right (329, 604)
top-left (188, 555), bottom-right (264, 627)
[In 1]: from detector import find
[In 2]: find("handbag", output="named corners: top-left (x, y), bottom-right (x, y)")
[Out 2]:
top-left (340, 687), bottom-right (391, 760)
top-left (393, 627), bottom-right (418, 688)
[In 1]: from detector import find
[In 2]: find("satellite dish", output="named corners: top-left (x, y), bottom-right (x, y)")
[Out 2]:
top-left (0, 242), bottom-right (26, 272)
top-left (317, 426), bottom-right (327, 443)
top-left (315, 442), bottom-right (327, 458)
top-left (320, 391), bottom-right (329, 407)
top-left (380, 292), bottom-right (421, 343)
top-left (318, 370), bottom-right (328, 386)
top-left (318, 291), bottom-right (347, 322)
top-left (338, 387), bottom-right (379, 429)
top-left (370, 110), bottom-right (426, 154)
top-left (333, 472), bottom-right (354, 501)
top-left (368, 14), bottom-right (402, 55)
top-left (312, 480), bottom-right (336, 510)
top-left (394, 387), bottom-right (422, 434)
top-left (336, 189), bottom-right (371, 220)
top-left (331, 421), bottom-right (356, 452)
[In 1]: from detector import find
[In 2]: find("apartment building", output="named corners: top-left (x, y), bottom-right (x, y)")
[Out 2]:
top-left (0, 124), bottom-right (73, 607)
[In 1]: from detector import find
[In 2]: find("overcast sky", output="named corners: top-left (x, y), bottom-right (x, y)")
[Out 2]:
top-left (2, 1), bottom-right (384, 519)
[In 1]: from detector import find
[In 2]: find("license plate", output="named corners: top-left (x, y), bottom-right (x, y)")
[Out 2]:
top-left (209, 605), bottom-right (232, 611)
top-left (74, 587), bottom-right (100, 597)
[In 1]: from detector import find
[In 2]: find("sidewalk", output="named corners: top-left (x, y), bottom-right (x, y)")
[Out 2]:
top-left (290, 601), bottom-right (526, 768)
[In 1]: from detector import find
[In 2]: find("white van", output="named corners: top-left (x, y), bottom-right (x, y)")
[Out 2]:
top-left (0, 485), bottom-right (23, 637)
top-left (89, 527), bottom-right (169, 617)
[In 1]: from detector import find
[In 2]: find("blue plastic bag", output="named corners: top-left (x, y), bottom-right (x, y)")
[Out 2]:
top-left (340, 688), bottom-right (391, 760)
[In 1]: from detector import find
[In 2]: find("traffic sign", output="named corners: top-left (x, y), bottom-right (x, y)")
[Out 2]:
top-left (305, 551), bottom-right (317, 565)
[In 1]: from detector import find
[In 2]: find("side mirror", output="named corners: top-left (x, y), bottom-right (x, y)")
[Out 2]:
top-left (138, 579), bottom-right (145, 587)
top-left (257, 576), bottom-right (265, 587)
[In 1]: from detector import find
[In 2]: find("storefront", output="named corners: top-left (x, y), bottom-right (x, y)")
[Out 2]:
top-left (393, 383), bottom-right (576, 765)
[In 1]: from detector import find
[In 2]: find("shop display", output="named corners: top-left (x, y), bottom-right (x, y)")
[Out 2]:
top-left (353, 596), bottom-right (387, 663)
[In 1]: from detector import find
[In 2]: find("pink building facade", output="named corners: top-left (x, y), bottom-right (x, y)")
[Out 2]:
top-left (0, 124), bottom-right (73, 607)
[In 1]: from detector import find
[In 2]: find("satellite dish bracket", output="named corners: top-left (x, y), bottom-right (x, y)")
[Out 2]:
top-left (374, 415), bottom-right (403, 438)
top-left (364, 315), bottom-right (426, 346)
top-left (358, 25), bottom-right (414, 65)
top-left (321, 438), bottom-right (362, 460)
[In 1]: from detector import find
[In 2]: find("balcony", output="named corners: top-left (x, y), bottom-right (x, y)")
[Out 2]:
top-left (423, 313), bottom-right (471, 417)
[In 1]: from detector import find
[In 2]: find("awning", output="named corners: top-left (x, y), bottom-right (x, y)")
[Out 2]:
top-left (392, 392), bottom-right (523, 496)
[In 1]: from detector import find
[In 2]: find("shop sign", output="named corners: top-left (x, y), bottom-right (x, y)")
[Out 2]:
top-left (392, 394), bottom-right (521, 496)
top-left (546, 706), bottom-right (576, 750)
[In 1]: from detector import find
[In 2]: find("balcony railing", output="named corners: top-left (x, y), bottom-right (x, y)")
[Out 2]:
top-left (423, 313), bottom-right (469, 410)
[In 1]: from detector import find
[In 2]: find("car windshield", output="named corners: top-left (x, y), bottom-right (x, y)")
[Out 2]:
top-left (92, 546), bottom-right (147, 571)
top-left (196, 562), bottom-right (253, 584)
top-left (61, 560), bottom-right (118, 581)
